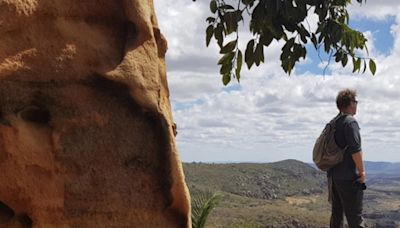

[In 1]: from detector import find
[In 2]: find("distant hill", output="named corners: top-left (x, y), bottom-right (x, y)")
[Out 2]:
top-left (183, 159), bottom-right (326, 200)
top-left (364, 161), bottom-right (400, 176)
top-left (183, 159), bottom-right (330, 227)
top-left (183, 159), bottom-right (400, 227)
top-left (308, 161), bottom-right (400, 177)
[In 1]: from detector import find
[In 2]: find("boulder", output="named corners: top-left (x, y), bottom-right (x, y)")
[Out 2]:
top-left (0, 0), bottom-right (190, 227)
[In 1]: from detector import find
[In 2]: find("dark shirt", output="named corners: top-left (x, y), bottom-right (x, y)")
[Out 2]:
top-left (328, 114), bottom-right (362, 180)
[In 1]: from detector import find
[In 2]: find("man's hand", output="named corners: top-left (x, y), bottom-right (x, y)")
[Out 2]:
top-left (352, 151), bottom-right (365, 183)
top-left (357, 171), bottom-right (366, 183)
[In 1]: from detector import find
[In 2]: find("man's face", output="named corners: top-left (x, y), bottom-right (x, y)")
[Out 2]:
top-left (350, 99), bottom-right (358, 115)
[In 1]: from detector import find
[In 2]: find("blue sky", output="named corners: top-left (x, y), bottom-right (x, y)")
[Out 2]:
top-left (296, 16), bottom-right (396, 75)
top-left (155, 1), bottom-right (400, 163)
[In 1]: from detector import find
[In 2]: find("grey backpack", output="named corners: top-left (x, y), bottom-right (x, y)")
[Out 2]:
top-left (313, 114), bottom-right (348, 171)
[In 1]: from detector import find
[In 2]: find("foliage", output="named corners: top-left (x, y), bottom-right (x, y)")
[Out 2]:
top-left (199, 0), bottom-right (376, 85)
top-left (184, 160), bottom-right (327, 199)
top-left (184, 161), bottom-right (400, 227)
top-left (185, 161), bottom-right (331, 227)
top-left (191, 191), bottom-right (223, 228)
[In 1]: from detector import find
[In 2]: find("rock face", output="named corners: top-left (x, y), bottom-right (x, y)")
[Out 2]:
top-left (0, 0), bottom-right (190, 227)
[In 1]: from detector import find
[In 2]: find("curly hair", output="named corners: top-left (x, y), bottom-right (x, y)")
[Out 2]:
top-left (336, 89), bottom-right (357, 110)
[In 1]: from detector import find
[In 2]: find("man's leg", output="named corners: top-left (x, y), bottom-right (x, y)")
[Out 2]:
top-left (335, 180), bottom-right (365, 228)
top-left (330, 180), bottom-right (344, 228)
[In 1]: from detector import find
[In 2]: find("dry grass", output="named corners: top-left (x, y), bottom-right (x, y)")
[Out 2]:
top-left (285, 196), bottom-right (317, 205)
top-left (204, 193), bottom-right (330, 227)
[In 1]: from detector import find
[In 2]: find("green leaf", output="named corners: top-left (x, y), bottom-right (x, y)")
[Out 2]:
top-left (352, 57), bottom-right (361, 73)
top-left (254, 43), bottom-right (264, 66)
top-left (280, 49), bottom-right (289, 62)
top-left (218, 52), bottom-right (235, 65)
top-left (220, 40), bottom-right (237, 54)
top-left (281, 58), bottom-right (293, 75)
top-left (219, 4), bottom-right (234, 10)
top-left (222, 73), bottom-right (231, 85)
top-left (214, 24), bottom-right (224, 47)
top-left (293, 44), bottom-right (304, 60)
top-left (210, 0), bottom-right (218, 14)
top-left (241, 0), bottom-right (254, 6)
top-left (282, 38), bottom-right (294, 54)
top-left (223, 12), bottom-right (238, 35)
top-left (284, 22), bottom-right (296, 33)
top-left (206, 25), bottom-right (214, 47)
top-left (345, 11), bottom-right (349, 24)
top-left (362, 59), bottom-right (367, 73)
top-left (324, 37), bottom-right (331, 53)
top-left (311, 34), bottom-right (318, 49)
top-left (220, 62), bottom-right (232, 74)
top-left (192, 192), bottom-right (222, 228)
top-left (206, 17), bottom-right (215, 24)
top-left (298, 24), bottom-right (310, 43)
top-left (236, 50), bottom-right (243, 82)
top-left (369, 59), bottom-right (376, 75)
top-left (331, 22), bottom-right (343, 43)
top-left (245, 39), bottom-right (255, 69)
top-left (206, 17), bottom-right (215, 23)
top-left (316, 21), bottom-right (326, 34)
top-left (318, 7), bottom-right (328, 21)
top-left (335, 51), bottom-right (342, 63)
top-left (352, 57), bottom-right (356, 72)
top-left (271, 22), bottom-right (284, 39)
top-left (297, 44), bottom-right (306, 59)
top-left (233, 10), bottom-right (243, 22)
top-left (356, 58), bottom-right (361, 72)
top-left (300, 33), bottom-right (307, 43)
top-left (341, 54), bottom-right (348, 67)
top-left (260, 33), bottom-right (273, 47)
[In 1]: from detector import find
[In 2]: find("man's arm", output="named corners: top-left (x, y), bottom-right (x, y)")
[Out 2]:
top-left (352, 151), bottom-right (365, 183)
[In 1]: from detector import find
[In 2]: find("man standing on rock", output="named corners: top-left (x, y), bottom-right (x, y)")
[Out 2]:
top-left (329, 89), bottom-right (366, 228)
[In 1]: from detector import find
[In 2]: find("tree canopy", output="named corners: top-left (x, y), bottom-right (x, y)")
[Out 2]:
top-left (195, 0), bottom-right (376, 85)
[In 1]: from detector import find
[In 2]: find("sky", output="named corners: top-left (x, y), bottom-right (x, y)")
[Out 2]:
top-left (154, 1), bottom-right (400, 163)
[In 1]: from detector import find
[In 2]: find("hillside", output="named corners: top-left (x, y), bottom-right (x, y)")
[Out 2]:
top-left (184, 160), bottom-right (400, 227)
top-left (184, 160), bottom-right (330, 227)
top-left (365, 161), bottom-right (400, 176)
top-left (184, 159), bottom-right (326, 200)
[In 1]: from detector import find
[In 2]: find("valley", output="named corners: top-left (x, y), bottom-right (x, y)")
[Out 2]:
top-left (184, 160), bottom-right (400, 227)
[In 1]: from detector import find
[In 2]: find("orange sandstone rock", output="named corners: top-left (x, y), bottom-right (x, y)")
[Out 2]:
top-left (0, 0), bottom-right (190, 227)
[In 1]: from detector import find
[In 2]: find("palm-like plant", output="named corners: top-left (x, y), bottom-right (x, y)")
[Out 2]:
top-left (191, 191), bottom-right (222, 228)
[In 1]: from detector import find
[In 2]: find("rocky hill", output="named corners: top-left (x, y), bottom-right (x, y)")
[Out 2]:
top-left (365, 161), bottom-right (400, 176)
top-left (184, 159), bottom-right (326, 200)
top-left (184, 160), bottom-right (400, 227)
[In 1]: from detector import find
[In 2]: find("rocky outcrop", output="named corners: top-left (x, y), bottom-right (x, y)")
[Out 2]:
top-left (0, 0), bottom-right (190, 227)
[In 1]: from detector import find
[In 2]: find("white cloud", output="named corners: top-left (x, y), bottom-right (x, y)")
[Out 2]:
top-left (348, 0), bottom-right (400, 20)
top-left (154, 0), bottom-right (400, 163)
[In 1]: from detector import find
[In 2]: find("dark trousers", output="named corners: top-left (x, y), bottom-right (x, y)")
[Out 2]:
top-left (330, 179), bottom-right (365, 228)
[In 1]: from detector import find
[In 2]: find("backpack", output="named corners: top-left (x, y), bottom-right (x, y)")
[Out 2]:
top-left (313, 114), bottom-right (348, 171)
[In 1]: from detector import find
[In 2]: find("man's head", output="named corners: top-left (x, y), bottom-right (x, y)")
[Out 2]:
top-left (336, 89), bottom-right (358, 115)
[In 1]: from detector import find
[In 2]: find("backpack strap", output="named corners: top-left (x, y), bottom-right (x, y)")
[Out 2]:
top-left (331, 112), bottom-right (348, 125)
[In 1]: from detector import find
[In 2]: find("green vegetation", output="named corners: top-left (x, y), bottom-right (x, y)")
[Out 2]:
top-left (196, 0), bottom-right (376, 85)
top-left (184, 160), bottom-right (330, 227)
top-left (184, 160), bottom-right (326, 200)
top-left (192, 192), bottom-right (223, 228)
top-left (184, 160), bottom-right (400, 227)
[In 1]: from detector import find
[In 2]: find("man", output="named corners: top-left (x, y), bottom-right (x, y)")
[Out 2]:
top-left (329, 89), bottom-right (366, 228)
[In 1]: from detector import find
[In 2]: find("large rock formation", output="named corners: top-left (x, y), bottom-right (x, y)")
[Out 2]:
top-left (0, 0), bottom-right (190, 227)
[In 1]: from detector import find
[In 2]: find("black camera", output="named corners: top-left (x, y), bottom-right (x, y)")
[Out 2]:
top-left (360, 182), bottom-right (367, 190)
top-left (353, 180), bottom-right (367, 190)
